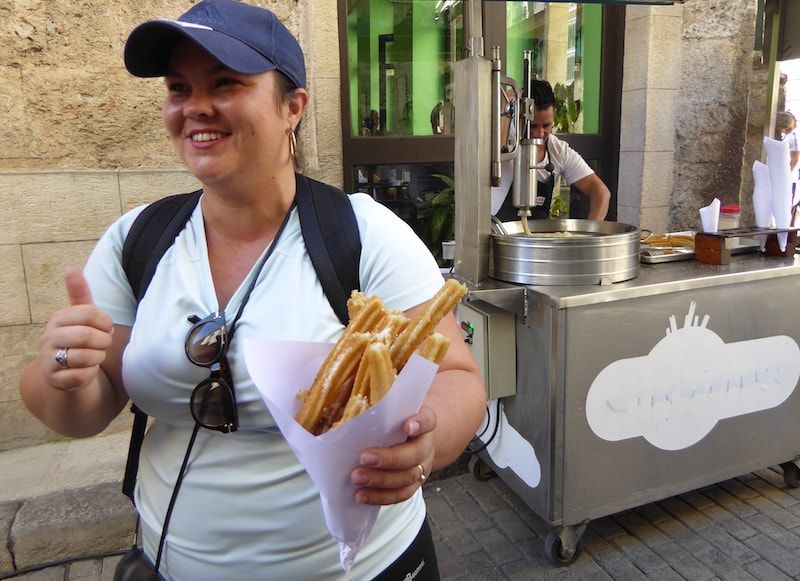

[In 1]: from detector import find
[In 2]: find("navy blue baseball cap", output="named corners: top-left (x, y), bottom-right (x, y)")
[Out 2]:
top-left (124, 0), bottom-right (306, 88)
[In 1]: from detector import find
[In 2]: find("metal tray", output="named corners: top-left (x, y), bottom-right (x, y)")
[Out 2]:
top-left (641, 231), bottom-right (760, 264)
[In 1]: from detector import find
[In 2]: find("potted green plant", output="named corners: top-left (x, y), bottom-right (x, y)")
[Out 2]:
top-left (549, 193), bottom-right (568, 219)
top-left (415, 174), bottom-right (455, 265)
top-left (553, 82), bottom-right (581, 134)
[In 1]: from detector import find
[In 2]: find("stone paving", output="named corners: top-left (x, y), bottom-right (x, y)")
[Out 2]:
top-left (426, 466), bottom-right (800, 580)
top-left (6, 463), bottom-right (800, 579)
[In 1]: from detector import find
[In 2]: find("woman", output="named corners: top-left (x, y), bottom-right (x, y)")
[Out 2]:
top-left (18, 1), bottom-right (485, 579)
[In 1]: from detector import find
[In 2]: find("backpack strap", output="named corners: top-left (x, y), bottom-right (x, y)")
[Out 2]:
top-left (295, 173), bottom-right (362, 326)
top-left (122, 191), bottom-right (203, 302)
top-left (120, 190), bottom-right (201, 504)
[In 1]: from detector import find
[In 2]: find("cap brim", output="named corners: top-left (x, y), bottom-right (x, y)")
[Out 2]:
top-left (124, 20), bottom-right (278, 77)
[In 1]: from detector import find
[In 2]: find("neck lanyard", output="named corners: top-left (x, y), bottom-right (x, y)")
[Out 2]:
top-left (152, 201), bottom-right (296, 577)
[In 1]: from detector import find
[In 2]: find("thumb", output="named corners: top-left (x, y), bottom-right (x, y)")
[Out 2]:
top-left (64, 267), bottom-right (94, 306)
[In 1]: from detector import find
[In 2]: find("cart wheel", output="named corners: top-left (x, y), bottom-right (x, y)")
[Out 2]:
top-left (468, 455), bottom-right (496, 482)
top-left (544, 531), bottom-right (583, 566)
top-left (781, 462), bottom-right (800, 488)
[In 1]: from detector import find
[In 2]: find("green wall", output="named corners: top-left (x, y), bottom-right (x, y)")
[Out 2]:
top-left (412, 3), bottom-right (444, 135)
top-left (582, 4), bottom-right (602, 134)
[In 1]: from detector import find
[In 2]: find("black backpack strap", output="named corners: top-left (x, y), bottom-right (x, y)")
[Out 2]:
top-left (295, 173), bottom-right (362, 326)
top-left (120, 190), bottom-right (202, 504)
top-left (122, 190), bottom-right (203, 302)
top-left (121, 405), bottom-right (149, 503)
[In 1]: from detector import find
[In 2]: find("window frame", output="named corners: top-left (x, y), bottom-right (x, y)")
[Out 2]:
top-left (337, 1), bottom-right (625, 220)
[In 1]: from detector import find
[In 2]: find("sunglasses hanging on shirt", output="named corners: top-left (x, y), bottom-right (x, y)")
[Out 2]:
top-left (147, 201), bottom-right (296, 579)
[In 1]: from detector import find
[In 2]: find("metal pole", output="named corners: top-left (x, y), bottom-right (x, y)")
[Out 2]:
top-left (464, 0), bottom-right (484, 58)
top-left (491, 46), bottom-right (502, 187)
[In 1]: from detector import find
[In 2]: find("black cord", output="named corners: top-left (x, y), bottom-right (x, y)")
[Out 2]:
top-left (471, 404), bottom-right (492, 442)
top-left (153, 423), bottom-right (200, 576)
top-left (469, 399), bottom-right (502, 455)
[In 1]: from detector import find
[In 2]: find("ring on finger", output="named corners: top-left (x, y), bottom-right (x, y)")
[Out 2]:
top-left (54, 348), bottom-right (69, 369)
top-left (417, 463), bottom-right (426, 483)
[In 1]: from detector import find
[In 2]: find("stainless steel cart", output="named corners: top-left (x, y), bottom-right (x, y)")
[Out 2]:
top-left (462, 256), bottom-right (800, 564)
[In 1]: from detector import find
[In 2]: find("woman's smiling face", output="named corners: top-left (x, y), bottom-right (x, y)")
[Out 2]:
top-left (161, 41), bottom-right (299, 188)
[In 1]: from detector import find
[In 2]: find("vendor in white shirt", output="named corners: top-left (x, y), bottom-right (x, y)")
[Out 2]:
top-left (493, 80), bottom-right (611, 222)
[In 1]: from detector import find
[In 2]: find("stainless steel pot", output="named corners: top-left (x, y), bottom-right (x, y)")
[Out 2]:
top-left (491, 219), bottom-right (640, 285)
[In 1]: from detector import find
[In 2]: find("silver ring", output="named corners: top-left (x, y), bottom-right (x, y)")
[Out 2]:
top-left (54, 348), bottom-right (69, 369)
top-left (418, 464), bottom-right (426, 483)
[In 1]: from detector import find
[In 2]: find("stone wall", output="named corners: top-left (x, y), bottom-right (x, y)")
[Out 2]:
top-left (670, 0), bottom-right (758, 230)
top-left (0, 0), bottom-right (343, 451)
top-left (619, 0), bottom-right (760, 232)
top-left (617, 4), bottom-right (683, 233)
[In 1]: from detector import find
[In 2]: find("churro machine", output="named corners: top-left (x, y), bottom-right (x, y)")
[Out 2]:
top-left (453, 0), bottom-right (800, 566)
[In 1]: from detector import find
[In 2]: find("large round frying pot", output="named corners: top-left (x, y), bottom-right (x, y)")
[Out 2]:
top-left (491, 219), bottom-right (640, 286)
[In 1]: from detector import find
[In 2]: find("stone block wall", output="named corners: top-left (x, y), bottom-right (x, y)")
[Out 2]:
top-left (0, 0), bottom-right (343, 451)
top-left (619, 0), bottom-right (759, 232)
top-left (670, 0), bottom-right (758, 230)
top-left (618, 4), bottom-right (683, 233)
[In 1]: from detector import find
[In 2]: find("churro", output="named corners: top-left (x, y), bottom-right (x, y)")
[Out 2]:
top-left (347, 290), bottom-right (368, 321)
top-left (366, 342), bottom-right (396, 405)
top-left (295, 332), bottom-right (371, 432)
top-left (643, 233), bottom-right (695, 248)
top-left (417, 333), bottom-right (451, 365)
top-left (390, 279), bottom-right (467, 369)
top-left (295, 280), bottom-right (467, 435)
top-left (373, 311), bottom-right (411, 345)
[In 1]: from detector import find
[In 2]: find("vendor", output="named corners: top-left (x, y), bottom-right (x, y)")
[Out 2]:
top-left (492, 80), bottom-right (611, 221)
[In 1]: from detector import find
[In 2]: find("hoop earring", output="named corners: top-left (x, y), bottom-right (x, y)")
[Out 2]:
top-left (288, 128), bottom-right (297, 163)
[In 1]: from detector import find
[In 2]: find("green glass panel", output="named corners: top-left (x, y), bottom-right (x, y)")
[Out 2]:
top-left (346, 0), bottom-right (462, 137)
top-left (506, 2), bottom-right (602, 135)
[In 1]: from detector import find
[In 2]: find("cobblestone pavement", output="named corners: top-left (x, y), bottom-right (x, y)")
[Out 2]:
top-left (426, 466), bottom-right (800, 580)
top-left (7, 466), bottom-right (800, 580)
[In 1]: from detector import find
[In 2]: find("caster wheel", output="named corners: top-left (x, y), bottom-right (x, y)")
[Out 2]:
top-left (468, 455), bottom-right (496, 482)
top-left (544, 531), bottom-right (583, 566)
top-left (781, 462), bottom-right (800, 488)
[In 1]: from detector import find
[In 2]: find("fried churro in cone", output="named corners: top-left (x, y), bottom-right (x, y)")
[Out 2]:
top-left (417, 333), bottom-right (451, 365)
top-left (390, 279), bottom-right (467, 369)
top-left (295, 280), bottom-right (467, 435)
top-left (295, 332), bottom-right (371, 432)
top-left (366, 342), bottom-right (396, 405)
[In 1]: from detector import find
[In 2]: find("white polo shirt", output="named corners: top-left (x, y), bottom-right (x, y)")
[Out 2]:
top-left (491, 134), bottom-right (595, 214)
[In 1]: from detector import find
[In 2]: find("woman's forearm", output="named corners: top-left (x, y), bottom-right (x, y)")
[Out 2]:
top-left (19, 358), bottom-right (126, 438)
top-left (424, 368), bottom-right (486, 470)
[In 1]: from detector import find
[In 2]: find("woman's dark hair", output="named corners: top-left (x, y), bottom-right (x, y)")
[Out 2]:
top-left (273, 71), bottom-right (304, 171)
top-left (530, 80), bottom-right (556, 110)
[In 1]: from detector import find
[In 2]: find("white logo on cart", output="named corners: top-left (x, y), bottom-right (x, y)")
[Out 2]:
top-left (477, 401), bottom-right (541, 488)
top-left (586, 302), bottom-right (800, 451)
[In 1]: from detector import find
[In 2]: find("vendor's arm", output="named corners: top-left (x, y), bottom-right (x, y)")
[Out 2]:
top-left (19, 268), bottom-right (130, 438)
top-left (352, 307), bottom-right (485, 506)
top-left (573, 173), bottom-right (611, 220)
top-left (791, 150), bottom-right (799, 175)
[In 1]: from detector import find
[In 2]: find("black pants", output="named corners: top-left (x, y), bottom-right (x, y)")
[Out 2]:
top-left (373, 518), bottom-right (440, 581)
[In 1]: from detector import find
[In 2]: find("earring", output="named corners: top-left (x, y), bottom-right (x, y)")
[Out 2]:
top-left (288, 128), bottom-right (297, 162)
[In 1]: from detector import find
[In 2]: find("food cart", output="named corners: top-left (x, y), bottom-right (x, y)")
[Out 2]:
top-left (451, 3), bottom-right (800, 565)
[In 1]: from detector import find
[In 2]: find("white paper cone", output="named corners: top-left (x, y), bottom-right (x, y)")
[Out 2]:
top-left (699, 198), bottom-right (720, 233)
top-left (753, 160), bottom-right (773, 250)
top-left (764, 137), bottom-right (793, 251)
top-left (243, 338), bottom-right (438, 572)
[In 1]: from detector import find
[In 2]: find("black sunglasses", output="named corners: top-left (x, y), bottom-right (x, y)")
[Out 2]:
top-left (185, 311), bottom-right (239, 433)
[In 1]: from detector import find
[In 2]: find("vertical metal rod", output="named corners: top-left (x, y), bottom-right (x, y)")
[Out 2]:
top-left (464, 0), bottom-right (484, 58)
top-left (491, 46), bottom-right (502, 187)
top-left (522, 50), bottom-right (532, 140)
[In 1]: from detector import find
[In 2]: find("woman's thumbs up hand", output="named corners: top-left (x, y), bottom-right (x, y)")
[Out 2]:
top-left (40, 267), bottom-right (114, 391)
